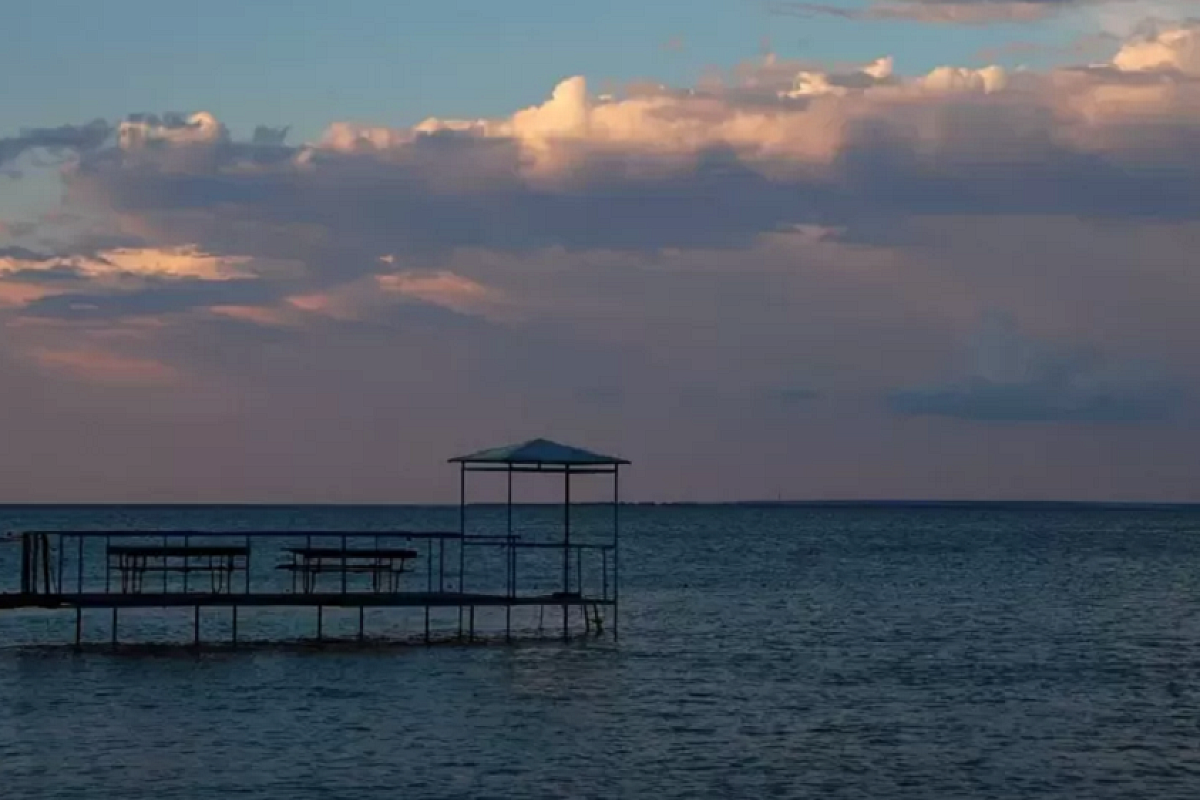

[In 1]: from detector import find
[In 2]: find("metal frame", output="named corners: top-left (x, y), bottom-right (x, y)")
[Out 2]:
top-left (0, 442), bottom-right (628, 648)
top-left (452, 453), bottom-right (624, 641)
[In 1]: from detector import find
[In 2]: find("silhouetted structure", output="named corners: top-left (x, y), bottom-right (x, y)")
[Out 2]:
top-left (0, 439), bottom-right (627, 648)
top-left (451, 437), bottom-right (627, 641)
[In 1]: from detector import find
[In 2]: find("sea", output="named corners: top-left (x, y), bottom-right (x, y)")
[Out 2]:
top-left (2, 503), bottom-right (1200, 799)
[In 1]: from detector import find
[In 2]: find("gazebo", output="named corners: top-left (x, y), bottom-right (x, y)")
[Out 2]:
top-left (450, 438), bottom-right (629, 639)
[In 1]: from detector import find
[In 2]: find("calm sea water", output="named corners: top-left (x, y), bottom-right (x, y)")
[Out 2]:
top-left (2, 503), bottom-right (1200, 799)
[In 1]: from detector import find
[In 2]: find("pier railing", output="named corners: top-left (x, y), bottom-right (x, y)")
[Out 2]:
top-left (1, 529), bottom-right (616, 646)
top-left (9, 530), bottom-right (464, 599)
top-left (7, 530), bottom-right (615, 603)
top-left (460, 537), bottom-right (615, 602)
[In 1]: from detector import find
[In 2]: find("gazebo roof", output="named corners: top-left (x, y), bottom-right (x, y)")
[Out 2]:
top-left (449, 438), bottom-right (630, 466)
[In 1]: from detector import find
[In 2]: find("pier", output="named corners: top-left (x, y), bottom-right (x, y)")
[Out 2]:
top-left (0, 438), bottom-right (626, 648)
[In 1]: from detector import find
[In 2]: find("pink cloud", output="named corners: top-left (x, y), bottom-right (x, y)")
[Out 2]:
top-left (376, 271), bottom-right (510, 318)
top-left (208, 304), bottom-right (296, 326)
top-left (0, 282), bottom-right (63, 307)
top-left (28, 346), bottom-right (181, 385)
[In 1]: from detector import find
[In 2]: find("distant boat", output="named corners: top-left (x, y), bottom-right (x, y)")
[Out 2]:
top-left (0, 532), bottom-right (18, 544)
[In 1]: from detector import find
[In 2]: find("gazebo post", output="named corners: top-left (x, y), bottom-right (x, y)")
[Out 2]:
top-left (613, 464), bottom-right (620, 640)
top-left (458, 462), bottom-right (466, 639)
top-left (506, 465), bottom-right (513, 642)
top-left (563, 465), bottom-right (571, 641)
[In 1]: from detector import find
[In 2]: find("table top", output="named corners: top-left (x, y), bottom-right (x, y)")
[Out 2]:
top-left (108, 545), bottom-right (250, 558)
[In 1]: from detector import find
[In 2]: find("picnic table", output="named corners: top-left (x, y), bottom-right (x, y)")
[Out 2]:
top-left (107, 544), bottom-right (249, 593)
top-left (277, 546), bottom-right (419, 593)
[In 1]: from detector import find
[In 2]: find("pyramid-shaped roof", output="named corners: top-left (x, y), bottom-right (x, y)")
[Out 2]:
top-left (450, 438), bottom-right (629, 466)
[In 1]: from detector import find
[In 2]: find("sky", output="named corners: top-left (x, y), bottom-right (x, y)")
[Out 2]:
top-left (3, 0), bottom-right (1200, 503)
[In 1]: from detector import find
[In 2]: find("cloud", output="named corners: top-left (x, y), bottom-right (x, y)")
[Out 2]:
top-left (279, 269), bottom-right (509, 323)
top-left (376, 270), bottom-right (510, 318)
top-left (0, 244), bottom-right (262, 280)
top-left (29, 346), bottom-right (181, 385)
top-left (890, 375), bottom-right (1172, 421)
top-left (974, 32), bottom-right (1122, 64)
top-left (117, 112), bottom-right (228, 150)
top-left (1112, 22), bottom-right (1200, 72)
top-left (11, 26), bottom-right (1200, 280)
top-left (13, 23), bottom-right (1190, 274)
top-left (3, 24), bottom-right (1200, 500)
top-left (7, 25), bottom-right (1200, 338)
top-left (20, 278), bottom-right (278, 321)
top-left (888, 313), bottom-right (1178, 422)
top-left (0, 120), bottom-right (112, 172)
top-left (0, 244), bottom-right (310, 328)
top-left (770, 0), bottom-right (1054, 24)
top-left (207, 304), bottom-right (296, 327)
top-left (0, 246), bottom-right (56, 263)
top-left (766, 0), bottom-right (1145, 25)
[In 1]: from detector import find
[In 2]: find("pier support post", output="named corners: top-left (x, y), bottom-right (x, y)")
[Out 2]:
top-left (469, 606), bottom-right (475, 643)
top-left (111, 608), bottom-right (118, 648)
top-left (358, 606), bottom-right (365, 642)
top-left (317, 606), bottom-right (324, 642)
top-left (424, 606), bottom-right (431, 644)
top-left (20, 534), bottom-right (30, 595)
top-left (194, 606), bottom-right (201, 648)
top-left (231, 607), bottom-right (238, 646)
top-left (75, 607), bottom-right (82, 648)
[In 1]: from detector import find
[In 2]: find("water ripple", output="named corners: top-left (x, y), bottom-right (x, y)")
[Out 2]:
top-left (2, 504), bottom-right (1200, 798)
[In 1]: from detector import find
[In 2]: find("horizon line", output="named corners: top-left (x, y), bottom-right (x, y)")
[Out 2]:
top-left (0, 499), bottom-right (1197, 509)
